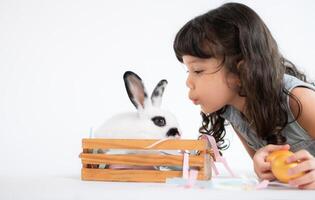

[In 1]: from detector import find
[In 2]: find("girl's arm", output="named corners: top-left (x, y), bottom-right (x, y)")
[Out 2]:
top-left (289, 87), bottom-right (315, 139)
top-left (287, 87), bottom-right (315, 189)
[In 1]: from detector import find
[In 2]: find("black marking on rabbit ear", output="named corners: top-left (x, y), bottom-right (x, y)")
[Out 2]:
top-left (123, 71), bottom-right (148, 109)
top-left (151, 79), bottom-right (168, 107)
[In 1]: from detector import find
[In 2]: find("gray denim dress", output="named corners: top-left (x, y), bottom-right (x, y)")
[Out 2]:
top-left (220, 74), bottom-right (315, 156)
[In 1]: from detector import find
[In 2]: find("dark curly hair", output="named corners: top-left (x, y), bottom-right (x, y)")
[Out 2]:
top-left (173, 3), bottom-right (308, 150)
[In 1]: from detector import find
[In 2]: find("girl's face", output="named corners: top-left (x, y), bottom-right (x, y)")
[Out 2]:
top-left (182, 55), bottom-right (242, 114)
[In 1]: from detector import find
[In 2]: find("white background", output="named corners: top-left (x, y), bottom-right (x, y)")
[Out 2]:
top-left (0, 0), bottom-right (315, 179)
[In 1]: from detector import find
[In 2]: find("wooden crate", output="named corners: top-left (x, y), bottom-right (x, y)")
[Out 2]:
top-left (79, 138), bottom-right (212, 183)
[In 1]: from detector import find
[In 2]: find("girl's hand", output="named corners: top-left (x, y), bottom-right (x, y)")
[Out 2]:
top-left (253, 144), bottom-right (290, 180)
top-left (287, 150), bottom-right (315, 189)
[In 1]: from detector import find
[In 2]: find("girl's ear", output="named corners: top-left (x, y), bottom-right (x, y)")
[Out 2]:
top-left (123, 71), bottom-right (148, 110)
top-left (236, 60), bottom-right (244, 71)
top-left (151, 79), bottom-right (168, 107)
top-left (235, 60), bottom-right (244, 86)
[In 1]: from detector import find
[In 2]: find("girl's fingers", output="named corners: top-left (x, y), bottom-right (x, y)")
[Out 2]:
top-left (298, 181), bottom-right (315, 190)
top-left (260, 162), bottom-right (272, 172)
top-left (289, 170), bottom-right (315, 187)
top-left (287, 150), bottom-right (313, 163)
top-left (254, 144), bottom-right (290, 181)
top-left (288, 160), bottom-right (315, 175)
top-left (256, 163), bottom-right (274, 180)
top-left (287, 150), bottom-right (315, 189)
top-left (264, 144), bottom-right (290, 153)
top-left (259, 172), bottom-right (276, 180)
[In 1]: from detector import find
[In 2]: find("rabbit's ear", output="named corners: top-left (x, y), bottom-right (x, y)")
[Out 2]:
top-left (123, 71), bottom-right (148, 110)
top-left (151, 79), bottom-right (168, 107)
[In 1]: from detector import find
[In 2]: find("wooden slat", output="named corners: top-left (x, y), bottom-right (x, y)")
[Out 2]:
top-left (80, 153), bottom-right (204, 167)
top-left (81, 168), bottom-right (206, 182)
top-left (82, 138), bottom-right (207, 150)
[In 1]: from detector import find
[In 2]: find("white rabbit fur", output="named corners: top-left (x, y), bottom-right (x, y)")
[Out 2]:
top-left (93, 71), bottom-right (181, 156)
top-left (94, 109), bottom-right (180, 139)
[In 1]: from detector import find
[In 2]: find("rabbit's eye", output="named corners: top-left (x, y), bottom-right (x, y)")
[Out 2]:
top-left (151, 116), bottom-right (166, 127)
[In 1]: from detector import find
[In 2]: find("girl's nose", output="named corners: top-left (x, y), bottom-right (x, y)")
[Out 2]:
top-left (186, 75), bottom-right (194, 90)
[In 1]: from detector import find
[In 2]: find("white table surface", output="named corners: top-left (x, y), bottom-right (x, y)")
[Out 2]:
top-left (1, 172), bottom-right (314, 200)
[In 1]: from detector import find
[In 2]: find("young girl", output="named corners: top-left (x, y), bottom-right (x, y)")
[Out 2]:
top-left (173, 2), bottom-right (315, 189)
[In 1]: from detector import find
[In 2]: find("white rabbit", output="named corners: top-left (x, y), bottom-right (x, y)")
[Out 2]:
top-left (93, 71), bottom-right (181, 156)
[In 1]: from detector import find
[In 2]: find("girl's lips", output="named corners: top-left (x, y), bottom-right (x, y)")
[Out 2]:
top-left (189, 94), bottom-right (199, 105)
top-left (191, 99), bottom-right (199, 105)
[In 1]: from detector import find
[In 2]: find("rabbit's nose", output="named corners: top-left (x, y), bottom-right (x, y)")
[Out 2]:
top-left (166, 128), bottom-right (180, 137)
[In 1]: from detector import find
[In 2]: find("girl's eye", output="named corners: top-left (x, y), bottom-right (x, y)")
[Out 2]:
top-left (185, 69), bottom-right (205, 75)
top-left (194, 70), bottom-right (203, 74)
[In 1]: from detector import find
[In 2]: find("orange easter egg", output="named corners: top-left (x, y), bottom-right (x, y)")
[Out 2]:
top-left (267, 150), bottom-right (304, 183)
top-left (266, 150), bottom-right (293, 162)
